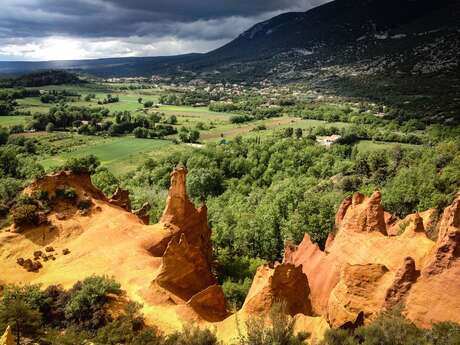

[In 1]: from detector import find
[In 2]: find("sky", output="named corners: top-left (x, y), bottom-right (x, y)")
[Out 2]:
top-left (0, 0), bottom-right (329, 61)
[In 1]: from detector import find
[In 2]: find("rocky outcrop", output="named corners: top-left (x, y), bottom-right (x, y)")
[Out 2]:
top-left (280, 191), bottom-right (460, 328)
top-left (155, 233), bottom-right (217, 301)
top-left (0, 166), bottom-right (228, 333)
top-left (0, 326), bottom-right (14, 345)
top-left (339, 192), bottom-right (387, 235)
top-left (187, 285), bottom-right (229, 322)
top-left (242, 263), bottom-right (312, 317)
top-left (327, 263), bottom-right (390, 327)
top-left (109, 187), bottom-right (131, 211)
top-left (23, 170), bottom-right (106, 201)
top-left (160, 167), bottom-right (212, 261)
top-left (152, 166), bottom-right (227, 321)
top-left (424, 197), bottom-right (460, 276)
top-left (384, 257), bottom-right (419, 310)
top-left (284, 234), bottom-right (340, 316)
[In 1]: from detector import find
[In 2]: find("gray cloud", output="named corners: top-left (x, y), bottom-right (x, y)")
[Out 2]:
top-left (0, 0), bottom-right (330, 60)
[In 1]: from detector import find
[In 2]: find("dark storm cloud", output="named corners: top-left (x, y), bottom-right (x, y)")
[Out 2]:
top-left (1, 0), bottom-right (329, 39)
top-left (0, 0), bottom-right (330, 60)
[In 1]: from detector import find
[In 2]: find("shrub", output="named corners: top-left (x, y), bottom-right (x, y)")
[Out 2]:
top-left (64, 275), bottom-right (121, 329)
top-left (56, 187), bottom-right (77, 200)
top-left (144, 101), bottom-right (154, 108)
top-left (222, 278), bottom-right (252, 309)
top-left (0, 285), bottom-right (46, 344)
top-left (12, 204), bottom-right (39, 226)
top-left (0, 126), bottom-right (9, 145)
top-left (239, 303), bottom-right (308, 345)
top-left (166, 326), bottom-right (220, 345)
top-left (46, 122), bottom-right (55, 132)
top-left (63, 155), bottom-right (100, 174)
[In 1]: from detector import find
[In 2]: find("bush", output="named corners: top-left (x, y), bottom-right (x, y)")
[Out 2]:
top-left (56, 187), bottom-right (77, 200)
top-left (0, 127), bottom-right (9, 145)
top-left (0, 285), bottom-right (45, 344)
top-left (239, 303), bottom-right (308, 345)
top-left (46, 122), bottom-right (55, 132)
top-left (320, 311), bottom-right (460, 345)
top-left (12, 204), bottom-right (39, 226)
top-left (144, 101), bottom-right (154, 108)
top-left (167, 326), bottom-right (220, 345)
top-left (63, 155), bottom-right (100, 174)
top-left (64, 275), bottom-right (121, 329)
top-left (222, 279), bottom-right (252, 309)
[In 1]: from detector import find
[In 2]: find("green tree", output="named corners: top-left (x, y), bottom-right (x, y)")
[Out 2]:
top-left (0, 127), bottom-right (9, 145)
top-left (0, 288), bottom-right (43, 345)
top-left (294, 128), bottom-right (303, 139)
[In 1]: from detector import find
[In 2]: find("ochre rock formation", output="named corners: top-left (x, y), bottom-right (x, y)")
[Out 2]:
top-left (0, 326), bottom-right (14, 345)
top-left (0, 167), bottom-right (227, 334)
top-left (155, 233), bottom-right (217, 301)
top-left (283, 191), bottom-right (460, 328)
top-left (242, 263), bottom-right (312, 317)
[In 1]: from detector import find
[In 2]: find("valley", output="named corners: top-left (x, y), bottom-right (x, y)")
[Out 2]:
top-left (0, 0), bottom-right (459, 344)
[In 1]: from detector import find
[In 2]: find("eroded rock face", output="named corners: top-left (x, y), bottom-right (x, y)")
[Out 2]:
top-left (0, 167), bottom-right (228, 331)
top-left (109, 187), bottom-right (131, 211)
top-left (280, 191), bottom-right (460, 328)
top-left (328, 263), bottom-right (390, 327)
top-left (160, 167), bottom-right (212, 261)
top-left (187, 285), bottom-right (229, 322)
top-left (242, 263), bottom-right (312, 317)
top-left (0, 326), bottom-right (14, 345)
top-left (155, 233), bottom-right (217, 301)
top-left (284, 234), bottom-right (340, 316)
top-left (424, 197), bottom-right (460, 276)
top-left (384, 257), bottom-right (420, 310)
top-left (340, 192), bottom-right (387, 235)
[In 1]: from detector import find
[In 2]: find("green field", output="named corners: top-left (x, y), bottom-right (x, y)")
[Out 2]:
top-left (356, 140), bottom-right (422, 152)
top-left (0, 115), bottom-right (31, 126)
top-left (40, 136), bottom-right (185, 175)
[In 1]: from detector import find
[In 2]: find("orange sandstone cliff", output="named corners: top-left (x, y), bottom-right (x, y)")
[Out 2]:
top-left (283, 191), bottom-right (460, 328)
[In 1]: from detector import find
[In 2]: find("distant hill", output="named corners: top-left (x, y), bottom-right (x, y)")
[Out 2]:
top-left (0, 70), bottom-right (85, 87)
top-left (0, 54), bottom-right (202, 78)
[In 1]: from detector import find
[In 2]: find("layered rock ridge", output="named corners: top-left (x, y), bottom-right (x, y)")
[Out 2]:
top-left (282, 191), bottom-right (460, 328)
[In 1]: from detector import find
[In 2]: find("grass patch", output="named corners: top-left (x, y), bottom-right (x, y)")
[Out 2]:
top-left (0, 116), bottom-right (30, 126)
top-left (39, 136), bottom-right (180, 175)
